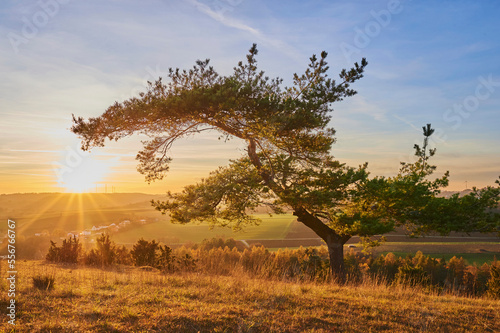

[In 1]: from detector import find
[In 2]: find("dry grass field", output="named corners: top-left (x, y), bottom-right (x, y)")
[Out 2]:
top-left (1, 260), bottom-right (499, 332)
top-left (1, 194), bottom-right (498, 331)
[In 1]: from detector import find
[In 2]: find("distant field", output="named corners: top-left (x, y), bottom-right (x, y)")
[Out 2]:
top-left (372, 242), bottom-right (499, 257)
top-left (379, 251), bottom-right (500, 266)
top-left (10, 207), bottom-right (164, 236)
top-left (0, 193), bottom-right (167, 235)
top-left (111, 214), bottom-right (296, 244)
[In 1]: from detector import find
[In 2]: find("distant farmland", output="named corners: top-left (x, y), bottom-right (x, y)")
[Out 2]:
top-left (0, 193), bottom-right (168, 236)
top-left (110, 213), bottom-right (296, 245)
top-left (1, 193), bottom-right (498, 265)
top-left (0, 193), bottom-right (296, 244)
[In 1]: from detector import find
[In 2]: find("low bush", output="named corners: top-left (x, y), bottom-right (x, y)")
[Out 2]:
top-left (488, 261), bottom-right (500, 299)
top-left (394, 264), bottom-right (430, 287)
top-left (33, 275), bottom-right (55, 291)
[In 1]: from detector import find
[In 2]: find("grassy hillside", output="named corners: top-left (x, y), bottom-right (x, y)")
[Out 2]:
top-left (2, 261), bottom-right (499, 332)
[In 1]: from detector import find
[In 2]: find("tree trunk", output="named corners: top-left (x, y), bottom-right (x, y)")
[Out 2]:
top-left (292, 208), bottom-right (350, 284)
top-left (325, 235), bottom-right (346, 284)
top-left (246, 140), bottom-right (351, 282)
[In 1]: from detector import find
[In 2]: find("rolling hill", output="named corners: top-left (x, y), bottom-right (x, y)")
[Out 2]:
top-left (0, 193), bottom-right (296, 244)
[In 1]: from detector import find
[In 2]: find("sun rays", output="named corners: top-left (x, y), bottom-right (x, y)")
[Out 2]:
top-left (17, 193), bottom-right (124, 238)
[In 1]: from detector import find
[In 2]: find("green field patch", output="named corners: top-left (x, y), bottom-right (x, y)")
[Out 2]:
top-left (381, 251), bottom-right (500, 266)
top-left (112, 214), bottom-right (296, 245)
top-left (382, 241), bottom-right (500, 245)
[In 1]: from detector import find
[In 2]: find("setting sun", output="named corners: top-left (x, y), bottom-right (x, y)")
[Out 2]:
top-left (53, 149), bottom-right (116, 193)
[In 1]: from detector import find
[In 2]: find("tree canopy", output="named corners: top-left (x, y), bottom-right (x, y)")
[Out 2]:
top-left (72, 45), bottom-right (499, 282)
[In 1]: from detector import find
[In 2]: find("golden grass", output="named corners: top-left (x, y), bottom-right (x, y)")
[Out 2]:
top-left (1, 260), bottom-right (499, 332)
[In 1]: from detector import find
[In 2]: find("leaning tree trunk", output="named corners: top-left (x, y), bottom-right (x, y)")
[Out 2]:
top-left (293, 208), bottom-right (350, 284)
top-left (245, 140), bottom-right (351, 282)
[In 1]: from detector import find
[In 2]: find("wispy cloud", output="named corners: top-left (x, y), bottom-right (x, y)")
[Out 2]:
top-left (391, 114), bottom-right (421, 133)
top-left (187, 0), bottom-right (259, 35)
top-left (8, 149), bottom-right (61, 153)
top-left (186, 0), bottom-right (303, 63)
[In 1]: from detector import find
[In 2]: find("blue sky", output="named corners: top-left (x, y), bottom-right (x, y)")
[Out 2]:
top-left (0, 0), bottom-right (499, 193)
